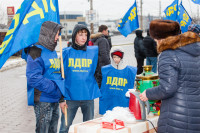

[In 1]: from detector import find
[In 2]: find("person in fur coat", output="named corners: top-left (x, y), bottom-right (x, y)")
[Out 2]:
top-left (90, 26), bottom-right (111, 88)
top-left (139, 20), bottom-right (200, 133)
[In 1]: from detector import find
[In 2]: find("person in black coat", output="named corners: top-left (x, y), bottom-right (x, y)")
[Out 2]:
top-left (143, 29), bottom-right (158, 73)
top-left (90, 25), bottom-right (111, 87)
top-left (140, 20), bottom-right (200, 133)
top-left (134, 30), bottom-right (145, 75)
top-left (105, 30), bottom-right (112, 50)
top-left (188, 24), bottom-right (200, 35)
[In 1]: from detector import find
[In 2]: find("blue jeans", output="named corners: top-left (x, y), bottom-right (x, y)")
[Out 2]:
top-left (59, 100), bottom-right (94, 133)
top-left (146, 57), bottom-right (157, 73)
top-left (34, 102), bottom-right (59, 133)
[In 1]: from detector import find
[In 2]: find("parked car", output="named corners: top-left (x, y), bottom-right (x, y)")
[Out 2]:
top-left (67, 38), bottom-right (72, 47)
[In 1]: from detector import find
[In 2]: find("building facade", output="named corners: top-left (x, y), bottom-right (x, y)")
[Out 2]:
top-left (59, 11), bottom-right (86, 40)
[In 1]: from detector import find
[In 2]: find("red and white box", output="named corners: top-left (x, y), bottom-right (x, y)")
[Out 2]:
top-left (102, 119), bottom-right (125, 130)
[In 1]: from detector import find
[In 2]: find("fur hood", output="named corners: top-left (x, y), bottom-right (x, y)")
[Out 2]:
top-left (90, 32), bottom-right (104, 39)
top-left (157, 31), bottom-right (200, 53)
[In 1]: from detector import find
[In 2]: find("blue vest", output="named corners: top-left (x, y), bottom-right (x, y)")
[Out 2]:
top-left (99, 65), bottom-right (137, 114)
top-left (63, 46), bottom-right (101, 100)
top-left (27, 45), bottom-right (66, 105)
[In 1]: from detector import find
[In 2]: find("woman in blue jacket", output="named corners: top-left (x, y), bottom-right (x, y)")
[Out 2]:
top-left (140, 20), bottom-right (200, 133)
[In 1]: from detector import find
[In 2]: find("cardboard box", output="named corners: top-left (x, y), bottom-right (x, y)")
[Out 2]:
top-left (69, 115), bottom-right (158, 133)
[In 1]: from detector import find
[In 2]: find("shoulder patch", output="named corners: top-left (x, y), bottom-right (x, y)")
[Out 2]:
top-left (28, 46), bottom-right (42, 60)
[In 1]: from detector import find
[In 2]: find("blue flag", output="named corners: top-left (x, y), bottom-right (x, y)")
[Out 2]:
top-left (118, 0), bottom-right (139, 37)
top-left (0, 0), bottom-right (60, 69)
top-left (178, 2), bottom-right (192, 33)
top-left (191, 0), bottom-right (200, 4)
top-left (163, 0), bottom-right (179, 21)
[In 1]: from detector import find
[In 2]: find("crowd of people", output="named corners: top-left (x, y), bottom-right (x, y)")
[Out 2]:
top-left (25, 20), bottom-right (200, 133)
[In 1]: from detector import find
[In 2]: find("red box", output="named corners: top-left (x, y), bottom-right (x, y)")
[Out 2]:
top-left (101, 119), bottom-right (125, 130)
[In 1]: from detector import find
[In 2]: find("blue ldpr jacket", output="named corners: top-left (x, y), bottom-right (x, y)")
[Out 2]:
top-left (99, 46), bottom-right (137, 114)
top-left (99, 65), bottom-right (137, 114)
top-left (63, 46), bottom-right (101, 100)
top-left (26, 45), bottom-right (65, 105)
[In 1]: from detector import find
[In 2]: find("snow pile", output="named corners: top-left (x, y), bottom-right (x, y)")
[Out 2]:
top-left (0, 57), bottom-right (26, 72)
top-left (102, 107), bottom-right (136, 123)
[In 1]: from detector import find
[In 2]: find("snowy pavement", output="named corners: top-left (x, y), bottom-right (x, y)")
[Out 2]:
top-left (0, 57), bottom-right (26, 72)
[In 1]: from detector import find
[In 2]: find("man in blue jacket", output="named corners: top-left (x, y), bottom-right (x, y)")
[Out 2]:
top-left (59, 24), bottom-right (101, 133)
top-left (26, 21), bottom-right (64, 133)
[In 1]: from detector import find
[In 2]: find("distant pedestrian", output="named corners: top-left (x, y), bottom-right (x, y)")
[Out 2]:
top-left (188, 24), bottom-right (200, 36)
top-left (134, 30), bottom-right (146, 75)
top-left (90, 25), bottom-right (111, 87)
top-left (143, 29), bottom-right (158, 73)
top-left (140, 19), bottom-right (200, 133)
top-left (26, 21), bottom-right (64, 133)
top-left (59, 24), bottom-right (101, 133)
top-left (99, 46), bottom-right (137, 115)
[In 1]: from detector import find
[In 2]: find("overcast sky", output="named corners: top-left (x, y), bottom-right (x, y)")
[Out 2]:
top-left (0, 0), bottom-right (199, 22)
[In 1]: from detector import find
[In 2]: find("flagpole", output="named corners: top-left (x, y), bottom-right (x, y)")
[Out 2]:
top-left (90, 0), bottom-right (94, 34)
top-left (140, 0), bottom-right (143, 30)
top-left (59, 36), bottom-right (68, 126)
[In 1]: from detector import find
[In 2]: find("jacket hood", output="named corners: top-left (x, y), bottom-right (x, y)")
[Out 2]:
top-left (90, 32), bottom-right (104, 43)
top-left (72, 24), bottom-right (90, 51)
top-left (179, 42), bottom-right (200, 56)
top-left (135, 30), bottom-right (143, 38)
top-left (158, 31), bottom-right (200, 56)
top-left (110, 46), bottom-right (127, 70)
top-left (38, 21), bottom-right (63, 51)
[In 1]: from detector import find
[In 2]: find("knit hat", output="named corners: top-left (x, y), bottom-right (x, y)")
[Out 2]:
top-left (149, 19), bottom-right (180, 39)
top-left (111, 51), bottom-right (124, 59)
top-left (188, 24), bottom-right (200, 34)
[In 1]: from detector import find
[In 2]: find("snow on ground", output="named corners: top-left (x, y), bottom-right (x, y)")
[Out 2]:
top-left (0, 57), bottom-right (26, 72)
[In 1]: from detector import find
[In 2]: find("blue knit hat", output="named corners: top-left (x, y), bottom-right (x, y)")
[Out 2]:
top-left (188, 24), bottom-right (200, 34)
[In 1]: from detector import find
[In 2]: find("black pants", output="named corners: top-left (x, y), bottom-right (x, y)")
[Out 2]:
top-left (136, 58), bottom-right (144, 75)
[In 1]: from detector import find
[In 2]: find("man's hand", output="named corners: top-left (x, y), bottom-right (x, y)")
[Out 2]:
top-left (59, 101), bottom-right (68, 114)
top-left (139, 90), bottom-right (148, 101)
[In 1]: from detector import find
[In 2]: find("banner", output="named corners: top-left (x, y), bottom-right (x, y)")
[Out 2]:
top-left (178, 2), bottom-right (192, 33)
top-left (163, 0), bottom-right (179, 21)
top-left (118, 0), bottom-right (139, 37)
top-left (0, 0), bottom-right (60, 69)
